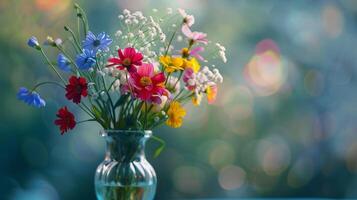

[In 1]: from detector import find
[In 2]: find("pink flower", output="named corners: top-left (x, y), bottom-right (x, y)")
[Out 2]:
top-left (190, 46), bottom-right (205, 61)
top-left (107, 47), bottom-right (143, 72)
top-left (129, 63), bottom-right (169, 104)
top-left (182, 25), bottom-right (208, 45)
top-left (178, 8), bottom-right (195, 27)
top-left (183, 68), bottom-right (196, 91)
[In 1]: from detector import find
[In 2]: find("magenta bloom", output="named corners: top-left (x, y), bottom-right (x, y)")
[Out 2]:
top-left (182, 25), bottom-right (208, 45)
top-left (183, 68), bottom-right (196, 91)
top-left (129, 63), bottom-right (169, 104)
top-left (107, 47), bottom-right (143, 72)
top-left (190, 46), bottom-right (205, 61)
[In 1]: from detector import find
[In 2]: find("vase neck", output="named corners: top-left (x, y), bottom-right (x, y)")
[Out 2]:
top-left (103, 130), bottom-right (151, 162)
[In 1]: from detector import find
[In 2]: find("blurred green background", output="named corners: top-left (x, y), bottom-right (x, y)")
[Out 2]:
top-left (1, 0), bottom-right (357, 199)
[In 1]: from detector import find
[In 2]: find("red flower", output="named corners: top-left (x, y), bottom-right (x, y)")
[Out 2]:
top-left (54, 106), bottom-right (76, 135)
top-left (65, 76), bottom-right (88, 104)
top-left (107, 47), bottom-right (143, 72)
top-left (129, 63), bottom-right (169, 103)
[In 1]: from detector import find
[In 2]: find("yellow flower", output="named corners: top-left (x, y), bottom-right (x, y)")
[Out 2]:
top-left (166, 101), bottom-right (186, 128)
top-left (159, 56), bottom-right (184, 73)
top-left (192, 94), bottom-right (202, 106)
top-left (182, 58), bottom-right (200, 73)
top-left (206, 85), bottom-right (218, 104)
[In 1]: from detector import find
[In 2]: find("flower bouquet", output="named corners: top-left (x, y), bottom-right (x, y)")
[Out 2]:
top-left (18, 4), bottom-right (226, 200)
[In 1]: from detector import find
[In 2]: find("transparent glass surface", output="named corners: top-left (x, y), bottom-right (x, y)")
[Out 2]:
top-left (95, 130), bottom-right (156, 200)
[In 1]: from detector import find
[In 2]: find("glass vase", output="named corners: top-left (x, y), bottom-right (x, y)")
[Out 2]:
top-left (95, 130), bottom-right (157, 200)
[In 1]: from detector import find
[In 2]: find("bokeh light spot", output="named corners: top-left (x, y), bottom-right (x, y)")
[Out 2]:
top-left (218, 165), bottom-right (246, 190)
top-left (173, 165), bottom-right (205, 195)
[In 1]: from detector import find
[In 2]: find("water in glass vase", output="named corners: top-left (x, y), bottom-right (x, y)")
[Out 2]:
top-left (95, 183), bottom-right (156, 200)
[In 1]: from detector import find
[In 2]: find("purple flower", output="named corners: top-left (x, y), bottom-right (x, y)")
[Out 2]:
top-left (82, 31), bottom-right (112, 53)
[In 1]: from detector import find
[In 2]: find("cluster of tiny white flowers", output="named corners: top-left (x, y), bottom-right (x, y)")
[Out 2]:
top-left (215, 43), bottom-right (227, 63)
top-left (149, 16), bottom-right (166, 42)
top-left (114, 9), bottom-right (169, 62)
top-left (101, 67), bottom-right (131, 92)
top-left (186, 67), bottom-right (223, 97)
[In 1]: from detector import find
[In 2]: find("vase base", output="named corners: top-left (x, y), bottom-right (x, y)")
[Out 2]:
top-left (95, 184), bottom-right (156, 200)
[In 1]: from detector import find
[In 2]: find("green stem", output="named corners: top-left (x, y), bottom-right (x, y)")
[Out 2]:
top-left (151, 135), bottom-right (166, 158)
top-left (31, 81), bottom-right (65, 91)
top-left (171, 70), bottom-right (183, 89)
top-left (144, 102), bottom-right (148, 129)
top-left (164, 22), bottom-right (181, 56)
top-left (77, 119), bottom-right (96, 124)
top-left (39, 49), bottom-right (66, 84)
top-left (75, 3), bottom-right (89, 35)
top-left (64, 26), bottom-right (82, 52)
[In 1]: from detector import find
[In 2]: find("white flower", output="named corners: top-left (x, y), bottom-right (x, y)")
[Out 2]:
top-left (184, 66), bottom-right (222, 96)
top-left (123, 9), bottom-right (130, 15)
top-left (215, 43), bottom-right (226, 51)
top-left (152, 96), bottom-right (168, 112)
top-left (118, 15), bottom-right (124, 19)
top-left (178, 8), bottom-right (195, 27)
top-left (128, 32), bottom-right (134, 38)
top-left (111, 79), bottom-right (121, 91)
top-left (97, 70), bottom-right (105, 77)
top-left (159, 33), bottom-right (166, 42)
top-left (53, 38), bottom-right (62, 46)
top-left (216, 43), bottom-right (227, 63)
top-left (219, 51), bottom-right (227, 63)
top-left (167, 76), bottom-right (181, 94)
top-left (152, 8), bottom-right (158, 12)
top-left (115, 30), bottom-right (122, 37)
top-left (167, 8), bottom-right (173, 15)
top-left (133, 11), bottom-right (143, 18)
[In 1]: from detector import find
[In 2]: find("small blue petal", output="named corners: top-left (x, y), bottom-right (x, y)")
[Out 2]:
top-left (57, 54), bottom-right (71, 72)
top-left (76, 49), bottom-right (96, 70)
top-left (17, 87), bottom-right (46, 108)
top-left (27, 36), bottom-right (39, 48)
top-left (82, 31), bottom-right (112, 53)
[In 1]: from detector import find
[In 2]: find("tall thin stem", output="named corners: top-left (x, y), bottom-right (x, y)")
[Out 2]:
top-left (39, 49), bottom-right (66, 84)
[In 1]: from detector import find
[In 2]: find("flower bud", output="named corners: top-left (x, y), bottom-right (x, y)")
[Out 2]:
top-left (27, 36), bottom-right (41, 50)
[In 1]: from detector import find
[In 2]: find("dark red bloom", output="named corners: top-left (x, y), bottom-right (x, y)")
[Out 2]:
top-left (107, 47), bottom-right (143, 72)
top-left (65, 76), bottom-right (88, 104)
top-left (54, 106), bottom-right (76, 135)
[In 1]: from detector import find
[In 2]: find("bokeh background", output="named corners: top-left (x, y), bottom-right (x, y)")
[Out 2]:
top-left (1, 0), bottom-right (357, 199)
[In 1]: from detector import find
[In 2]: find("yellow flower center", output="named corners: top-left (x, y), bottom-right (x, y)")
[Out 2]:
top-left (181, 48), bottom-right (190, 58)
top-left (140, 76), bottom-right (152, 86)
top-left (122, 58), bottom-right (131, 66)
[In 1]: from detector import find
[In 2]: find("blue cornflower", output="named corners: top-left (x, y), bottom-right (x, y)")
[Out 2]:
top-left (76, 49), bottom-right (96, 70)
top-left (17, 87), bottom-right (46, 108)
top-left (82, 31), bottom-right (112, 52)
top-left (57, 53), bottom-right (71, 72)
top-left (27, 36), bottom-right (40, 49)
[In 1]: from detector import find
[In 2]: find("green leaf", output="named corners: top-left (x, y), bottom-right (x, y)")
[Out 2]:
top-left (92, 105), bottom-right (101, 119)
top-left (151, 135), bottom-right (166, 158)
top-left (154, 145), bottom-right (165, 158)
top-left (114, 94), bottom-right (129, 109)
